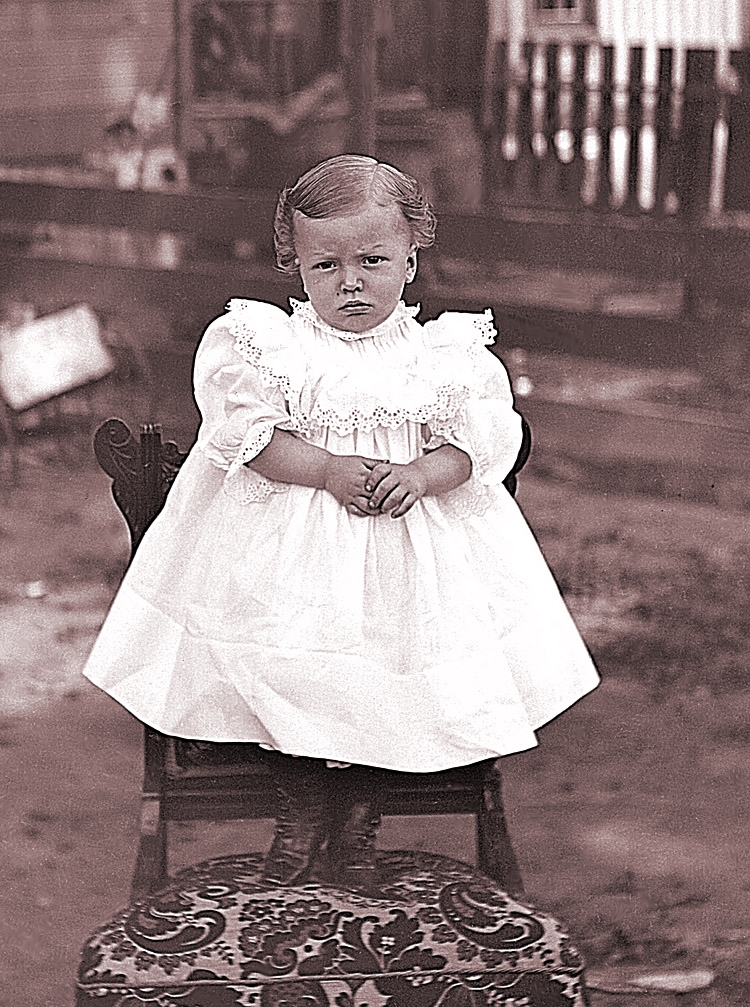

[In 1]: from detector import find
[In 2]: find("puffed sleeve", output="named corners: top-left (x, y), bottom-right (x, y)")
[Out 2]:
top-left (421, 309), bottom-right (523, 489)
top-left (192, 299), bottom-right (306, 500)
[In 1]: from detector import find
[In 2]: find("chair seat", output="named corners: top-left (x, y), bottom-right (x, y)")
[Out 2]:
top-left (77, 850), bottom-right (586, 1007)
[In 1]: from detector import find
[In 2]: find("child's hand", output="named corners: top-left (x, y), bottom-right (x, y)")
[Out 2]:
top-left (324, 455), bottom-right (383, 516)
top-left (365, 461), bottom-right (428, 518)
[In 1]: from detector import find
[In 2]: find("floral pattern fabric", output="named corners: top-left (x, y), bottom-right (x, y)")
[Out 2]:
top-left (77, 851), bottom-right (587, 1007)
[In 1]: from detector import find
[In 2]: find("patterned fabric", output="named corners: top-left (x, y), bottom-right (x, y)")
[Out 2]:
top-left (77, 851), bottom-right (586, 1006)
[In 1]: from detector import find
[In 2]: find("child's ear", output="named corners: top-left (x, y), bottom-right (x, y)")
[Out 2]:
top-left (405, 247), bottom-right (418, 284)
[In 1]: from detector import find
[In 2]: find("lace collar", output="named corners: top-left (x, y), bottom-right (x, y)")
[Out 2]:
top-left (289, 298), bottom-right (420, 341)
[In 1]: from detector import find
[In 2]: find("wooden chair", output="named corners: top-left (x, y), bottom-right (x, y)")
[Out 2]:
top-left (94, 415), bottom-right (532, 903)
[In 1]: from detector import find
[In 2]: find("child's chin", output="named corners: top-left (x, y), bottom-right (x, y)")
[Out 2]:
top-left (333, 309), bottom-right (388, 333)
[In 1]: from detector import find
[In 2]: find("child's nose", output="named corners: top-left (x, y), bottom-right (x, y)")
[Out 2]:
top-left (340, 267), bottom-right (363, 292)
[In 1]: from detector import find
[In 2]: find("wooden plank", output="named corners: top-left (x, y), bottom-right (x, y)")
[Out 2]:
top-left (0, 180), bottom-right (278, 242)
top-left (161, 780), bottom-right (481, 822)
top-left (3, 177), bottom-right (749, 297)
top-left (434, 208), bottom-right (692, 278)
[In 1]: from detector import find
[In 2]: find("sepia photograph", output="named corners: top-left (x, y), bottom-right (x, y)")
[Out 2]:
top-left (1, 1), bottom-right (749, 1005)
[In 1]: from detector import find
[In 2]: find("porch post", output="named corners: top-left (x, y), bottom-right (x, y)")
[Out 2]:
top-left (342, 0), bottom-right (378, 157)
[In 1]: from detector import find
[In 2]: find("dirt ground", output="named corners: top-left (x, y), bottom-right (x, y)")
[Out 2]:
top-left (2, 358), bottom-right (750, 1007)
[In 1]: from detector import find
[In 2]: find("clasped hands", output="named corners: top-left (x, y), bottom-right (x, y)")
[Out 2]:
top-left (324, 454), bottom-right (427, 518)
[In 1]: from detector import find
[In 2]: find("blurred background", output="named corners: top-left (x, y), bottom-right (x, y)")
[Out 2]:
top-left (2, 4), bottom-right (750, 1006)
top-left (2, 0), bottom-right (750, 379)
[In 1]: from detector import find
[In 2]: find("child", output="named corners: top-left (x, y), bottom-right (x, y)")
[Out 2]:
top-left (84, 155), bottom-right (599, 893)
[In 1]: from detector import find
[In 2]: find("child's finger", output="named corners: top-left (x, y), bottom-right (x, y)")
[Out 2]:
top-left (365, 464), bottom-right (393, 496)
top-left (347, 497), bottom-right (371, 517)
top-left (377, 484), bottom-right (407, 514)
top-left (390, 492), bottom-right (416, 518)
top-left (367, 473), bottom-right (399, 509)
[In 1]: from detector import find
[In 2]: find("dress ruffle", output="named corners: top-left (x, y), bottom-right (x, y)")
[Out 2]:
top-left (223, 298), bottom-right (501, 441)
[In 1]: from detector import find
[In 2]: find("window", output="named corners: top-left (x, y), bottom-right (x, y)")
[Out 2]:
top-left (534, 0), bottom-right (590, 24)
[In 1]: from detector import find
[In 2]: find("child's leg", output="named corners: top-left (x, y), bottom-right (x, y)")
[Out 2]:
top-left (262, 750), bottom-right (333, 886)
top-left (327, 764), bottom-right (384, 894)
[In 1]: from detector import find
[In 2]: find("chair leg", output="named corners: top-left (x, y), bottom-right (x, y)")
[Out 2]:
top-left (0, 398), bottom-right (19, 485)
top-left (476, 760), bottom-right (525, 899)
top-left (130, 793), bottom-right (169, 901)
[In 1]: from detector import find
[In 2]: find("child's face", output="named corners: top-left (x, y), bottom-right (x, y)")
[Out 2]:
top-left (294, 200), bottom-right (417, 332)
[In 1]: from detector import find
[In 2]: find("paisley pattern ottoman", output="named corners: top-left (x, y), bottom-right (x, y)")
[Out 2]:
top-left (76, 851), bottom-right (587, 1006)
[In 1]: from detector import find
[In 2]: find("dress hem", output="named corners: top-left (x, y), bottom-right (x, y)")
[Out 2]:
top-left (83, 676), bottom-right (542, 773)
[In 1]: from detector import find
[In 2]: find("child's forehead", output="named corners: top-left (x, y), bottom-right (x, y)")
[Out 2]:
top-left (293, 201), bottom-right (410, 247)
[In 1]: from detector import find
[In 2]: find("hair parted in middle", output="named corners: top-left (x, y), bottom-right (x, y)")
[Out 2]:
top-left (273, 154), bottom-right (437, 275)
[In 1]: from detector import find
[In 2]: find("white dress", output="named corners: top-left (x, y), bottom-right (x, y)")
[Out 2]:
top-left (83, 298), bottom-right (599, 772)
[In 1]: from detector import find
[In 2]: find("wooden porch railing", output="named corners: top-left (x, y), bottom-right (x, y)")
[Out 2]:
top-left (481, 41), bottom-right (750, 219)
top-left (2, 36), bottom-right (750, 375)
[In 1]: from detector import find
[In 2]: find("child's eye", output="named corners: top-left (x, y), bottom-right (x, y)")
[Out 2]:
top-left (363, 255), bottom-right (386, 266)
top-left (313, 260), bottom-right (337, 271)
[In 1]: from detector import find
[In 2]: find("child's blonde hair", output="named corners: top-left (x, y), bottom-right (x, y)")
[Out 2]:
top-left (274, 155), bottom-right (436, 274)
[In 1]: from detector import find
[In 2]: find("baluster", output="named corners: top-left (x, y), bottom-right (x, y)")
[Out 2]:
top-left (490, 40), bottom-right (526, 205)
top-left (580, 44), bottom-right (604, 206)
top-left (708, 48), bottom-right (738, 216)
top-left (530, 43), bottom-right (548, 160)
top-left (501, 80), bottom-right (521, 162)
top-left (598, 46), bottom-right (615, 210)
top-left (516, 41), bottom-right (536, 203)
top-left (637, 44), bottom-right (659, 212)
top-left (654, 48), bottom-right (673, 217)
top-left (569, 44), bottom-right (587, 205)
top-left (722, 49), bottom-right (750, 213)
top-left (609, 43), bottom-right (630, 208)
top-left (670, 45), bottom-right (687, 133)
top-left (482, 33), bottom-right (500, 136)
top-left (554, 43), bottom-right (576, 164)
top-left (664, 46), bottom-right (686, 215)
top-left (535, 43), bottom-right (563, 203)
top-left (502, 39), bottom-right (526, 163)
top-left (624, 47), bottom-right (643, 213)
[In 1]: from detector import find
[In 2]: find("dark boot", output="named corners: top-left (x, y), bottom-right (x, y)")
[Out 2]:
top-left (262, 752), bottom-right (332, 887)
top-left (327, 766), bottom-right (383, 895)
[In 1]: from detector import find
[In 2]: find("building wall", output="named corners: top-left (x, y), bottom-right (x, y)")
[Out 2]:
top-left (2, 0), bottom-right (747, 164)
top-left (488, 0), bottom-right (749, 46)
top-left (595, 0), bottom-right (746, 47)
top-left (0, 0), bottom-right (173, 160)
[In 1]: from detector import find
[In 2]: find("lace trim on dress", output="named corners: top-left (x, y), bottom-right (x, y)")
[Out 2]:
top-left (421, 308), bottom-right (497, 357)
top-left (289, 298), bottom-right (420, 340)
top-left (226, 420), bottom-right (277, 476)
top-left (227, 301), bottom-right (310, 438)
top-left (447, 484), bottom-right (493, 518)
top-left (225, 299), bottom-right (496, 439)
top-left (224, 468), bottom-right (290, 505)
top-left (471, 308), bottom-right (498, 347)
top-left (304, 385), bottom-right (471, 438)
top-left (229, 306), bottom-right (302, 404)
top-left (424, 414), bottom-right (493, 517)
top-left (223, 420), bottom-right (291, 503)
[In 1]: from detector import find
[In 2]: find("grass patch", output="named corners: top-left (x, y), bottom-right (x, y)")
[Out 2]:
top-left (536, 508), bottom-right (750, 697)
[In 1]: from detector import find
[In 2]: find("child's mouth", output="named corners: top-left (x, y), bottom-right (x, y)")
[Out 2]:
top-left (340, 301), bottom-right (370, 313)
